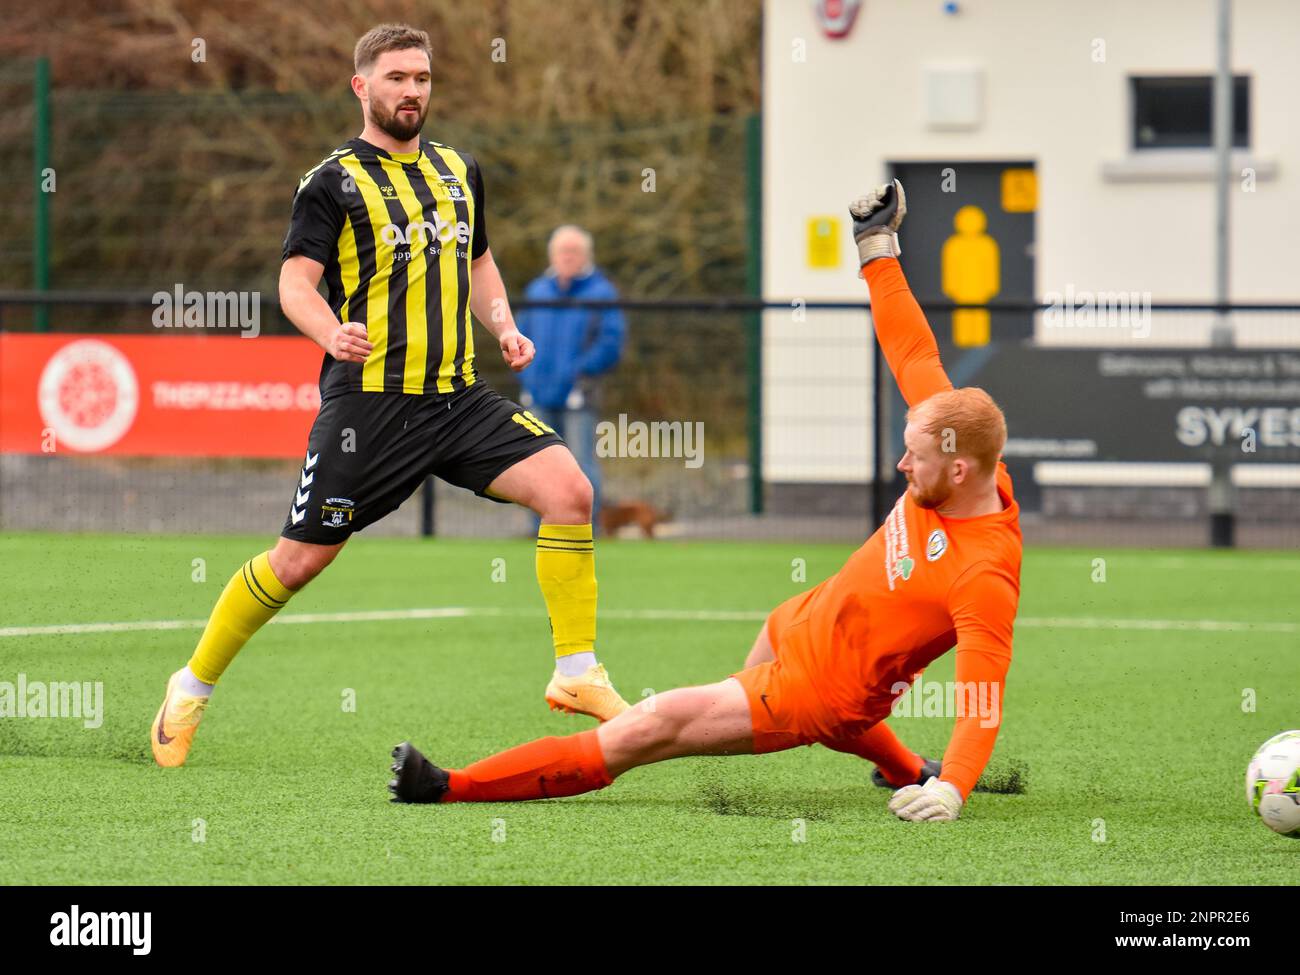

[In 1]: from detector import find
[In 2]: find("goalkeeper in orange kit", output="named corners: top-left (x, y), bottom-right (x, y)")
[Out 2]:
top-left (388, 179), bottom-right (1023, 823)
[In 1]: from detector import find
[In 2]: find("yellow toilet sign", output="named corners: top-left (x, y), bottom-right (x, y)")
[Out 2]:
top-left (806, 216), bottom-right (841, 269)
top-left (1001, 168), bottom-right (1037, 213)
top-left (941, 205), bottom-right (1000, 347)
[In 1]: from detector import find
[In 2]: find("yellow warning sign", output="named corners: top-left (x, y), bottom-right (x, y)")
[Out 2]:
top-left (806, 216), bottom-right (841, 269)
top-left (1001, 168), bottom-right (1037, 213)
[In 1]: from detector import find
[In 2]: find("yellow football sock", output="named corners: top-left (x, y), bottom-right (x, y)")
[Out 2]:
top-left (535, 524), bottom-right (596, 658)
top-left (187, 551), bottom-right (296, 685)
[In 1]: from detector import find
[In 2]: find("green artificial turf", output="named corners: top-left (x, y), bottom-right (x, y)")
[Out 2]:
top-left (1, 533), bottom-right (1297, 884)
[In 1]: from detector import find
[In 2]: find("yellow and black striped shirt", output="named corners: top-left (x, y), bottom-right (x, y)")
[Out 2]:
top-left (282, 136), bottom-right (488, 397)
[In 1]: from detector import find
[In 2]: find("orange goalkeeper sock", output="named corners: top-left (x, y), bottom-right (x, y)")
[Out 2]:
top-left (443, 729), bottom-right (612, 803)
top-left (822, 721), bottom-right (922, 787)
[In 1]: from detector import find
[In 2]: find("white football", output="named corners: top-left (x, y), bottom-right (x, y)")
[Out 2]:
top-left (1245, 730), bottom-right (1300, 838)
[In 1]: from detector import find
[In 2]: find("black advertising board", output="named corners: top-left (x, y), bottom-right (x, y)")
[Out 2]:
top-left (948, 347), bottom-right (1300, 464)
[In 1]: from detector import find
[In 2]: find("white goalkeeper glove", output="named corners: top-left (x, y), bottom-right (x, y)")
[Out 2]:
top-left (848, 178), bottom-right (907, 266)
top-left (888, 776), bottom-right (964, 822)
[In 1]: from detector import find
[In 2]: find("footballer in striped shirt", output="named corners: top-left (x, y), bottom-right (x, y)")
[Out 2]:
top-left (150, 23), bottom-right (628, 768)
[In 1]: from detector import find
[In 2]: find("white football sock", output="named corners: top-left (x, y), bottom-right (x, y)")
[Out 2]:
top-left (555, 651), bottom-right (597, 677)
top-left (178, 665), bottom-right (215, 697)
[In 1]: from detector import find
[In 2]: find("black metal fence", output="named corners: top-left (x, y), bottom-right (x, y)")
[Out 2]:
top-left (2, 291), bottom-right (1298, 547)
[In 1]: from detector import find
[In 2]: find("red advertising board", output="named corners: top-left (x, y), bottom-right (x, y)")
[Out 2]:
top-left (0, 333), bottom-right (323, 457)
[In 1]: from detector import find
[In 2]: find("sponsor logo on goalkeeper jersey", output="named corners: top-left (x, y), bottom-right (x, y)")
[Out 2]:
top-left (884, 497), bottom-right (915, 588)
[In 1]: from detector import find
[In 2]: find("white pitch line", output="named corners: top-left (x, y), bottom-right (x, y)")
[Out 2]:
top-left (0, 619), bottom-right (209, 637)
top-left (0, 607), bottom-right (475, 638)
top-left (1027, 555), bottom-right (1300, 572)
top-left (1146, 557), bottom-right (1300, 571)
top-left (0, 607), bottom-right (1295, 638)
top-left (1017, 616), bottom-right (1299, 634)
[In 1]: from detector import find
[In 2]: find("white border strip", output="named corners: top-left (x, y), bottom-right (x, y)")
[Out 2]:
top-left (1034, 462), bottom-right (1300, 488)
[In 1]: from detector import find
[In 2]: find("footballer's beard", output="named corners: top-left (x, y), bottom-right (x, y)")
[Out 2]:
top-left (907, 474), bottom-right (952, 510)
top-left (371, 97), bottom-right (428, 142)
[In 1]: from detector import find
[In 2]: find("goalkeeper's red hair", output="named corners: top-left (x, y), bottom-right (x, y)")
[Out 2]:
top-left (908, 387), bottom-right (1007, 476)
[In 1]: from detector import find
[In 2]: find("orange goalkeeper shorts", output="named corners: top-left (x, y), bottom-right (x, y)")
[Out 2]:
top-left (732, 583), bottom-right (839, 754)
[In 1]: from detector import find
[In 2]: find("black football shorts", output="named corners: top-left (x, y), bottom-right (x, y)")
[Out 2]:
top-left (280, 382), bottom-right (564, 544)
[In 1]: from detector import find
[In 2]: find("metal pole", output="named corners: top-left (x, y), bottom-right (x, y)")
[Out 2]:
top-left (1209, 0), bottom-right (1235, 547)
top-left (871, 340), bottom-right (888, 529)
top-left (420, 476), bottom-right (435, 537)
top-left (33, 57), bottom-right (51, 333)
top-left (744, 111), bottom-right (764, 515)
top-left (1213, 0), bottom-right (1232, 325)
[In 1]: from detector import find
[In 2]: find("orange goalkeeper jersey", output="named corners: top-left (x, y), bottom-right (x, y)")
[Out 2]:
top-left (781, 257), bottom-right (1023, 799)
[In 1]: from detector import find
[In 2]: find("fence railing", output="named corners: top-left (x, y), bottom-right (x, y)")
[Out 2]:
top-left (2, 291), bottom-right (1298, 546)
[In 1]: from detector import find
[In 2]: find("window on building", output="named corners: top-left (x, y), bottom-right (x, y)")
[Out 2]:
top-left (1131, 76), bottom-right (1249, 150)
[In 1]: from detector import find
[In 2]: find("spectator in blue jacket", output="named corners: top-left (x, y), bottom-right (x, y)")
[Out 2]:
top-left (517, 225), bottom-right (627, 524)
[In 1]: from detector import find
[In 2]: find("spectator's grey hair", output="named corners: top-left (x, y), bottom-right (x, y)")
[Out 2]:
top-left (547, 225), bottom-right (595, 265)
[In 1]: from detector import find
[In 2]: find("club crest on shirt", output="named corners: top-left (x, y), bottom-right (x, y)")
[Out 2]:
top-left (926, 529), bottom-right (948, 562)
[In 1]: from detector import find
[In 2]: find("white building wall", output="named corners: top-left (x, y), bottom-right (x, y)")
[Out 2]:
top-left (762, 0), bottom-right (1300, 484)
